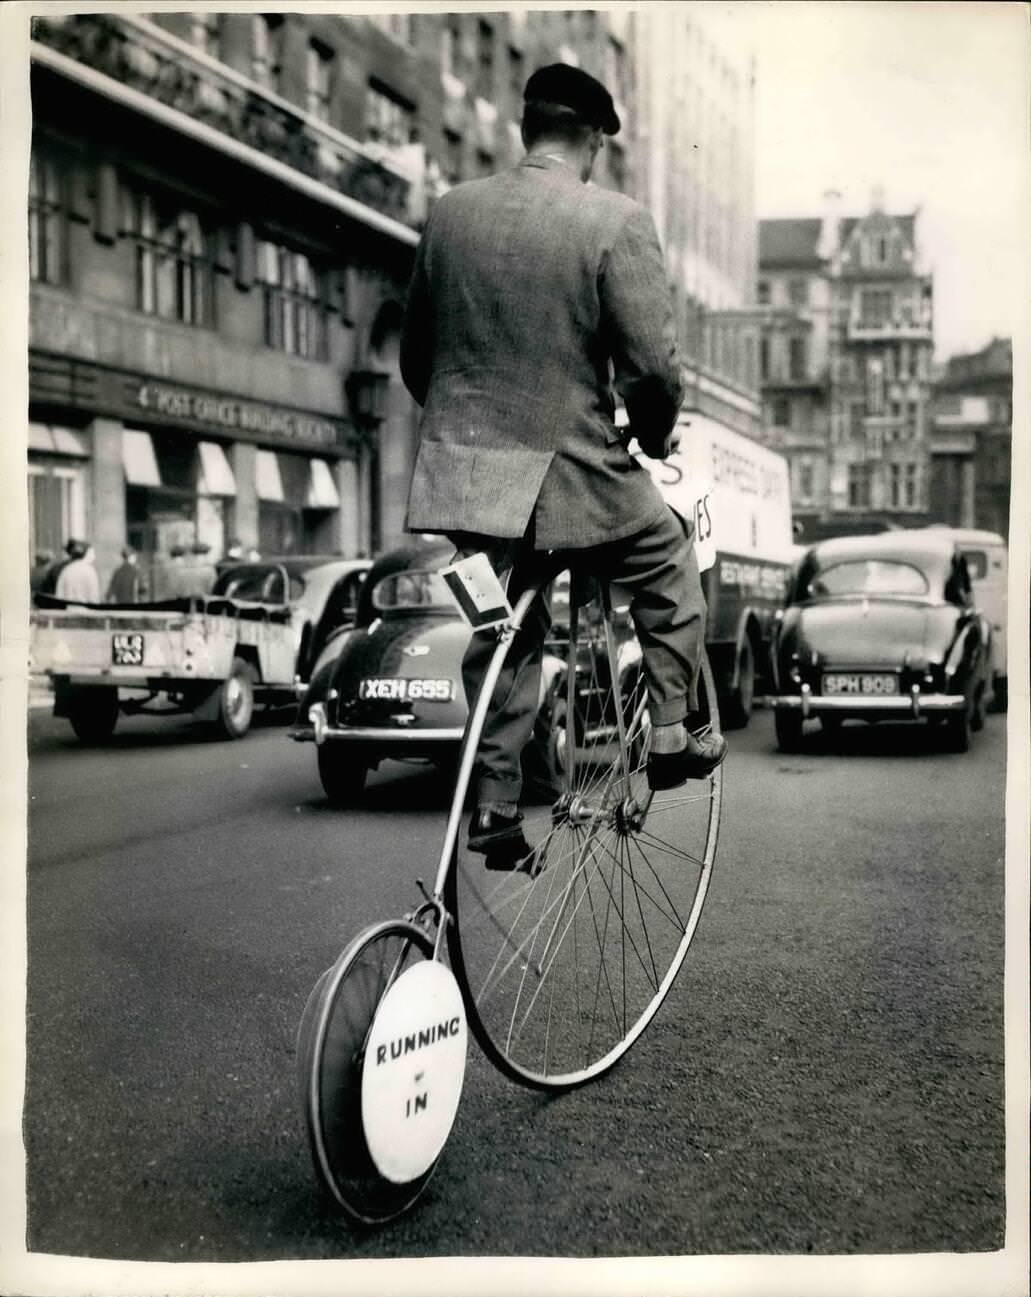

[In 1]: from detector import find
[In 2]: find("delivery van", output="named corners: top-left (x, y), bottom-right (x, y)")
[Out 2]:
top-left (634, 414), bottom-right (796, 728)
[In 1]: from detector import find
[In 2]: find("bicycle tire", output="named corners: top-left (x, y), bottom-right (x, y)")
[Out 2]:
top-left (298, 918), bottom-right (438, 1224)
top-left (445, 574), bottom-right (723, 1091)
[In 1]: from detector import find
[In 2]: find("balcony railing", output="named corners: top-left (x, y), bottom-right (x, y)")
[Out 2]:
top-left (32, 13), bottom-right (418, 229)
top-left (847, 315), bottom-right (932, 342)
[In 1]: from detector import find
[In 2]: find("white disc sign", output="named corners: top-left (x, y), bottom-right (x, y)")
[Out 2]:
top-left (361, 960), bottom-right (468, 1184)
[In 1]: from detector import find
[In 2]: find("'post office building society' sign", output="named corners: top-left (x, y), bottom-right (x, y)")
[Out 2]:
top-left (361, 961), bottom-right (468, 1184)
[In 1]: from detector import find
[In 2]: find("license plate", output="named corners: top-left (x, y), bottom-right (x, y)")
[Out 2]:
top-left (112, 632), bottom-right (144, 667)
top-left (823, 672), bottom-right (899, 696)
top-left (358, 677), bottom-right (455, 702)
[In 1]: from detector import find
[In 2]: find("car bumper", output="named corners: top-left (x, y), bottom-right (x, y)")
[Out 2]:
top-left (291, 702), bottom-right (464, 745)
top-left (771, 683), bottom-right (966, 719)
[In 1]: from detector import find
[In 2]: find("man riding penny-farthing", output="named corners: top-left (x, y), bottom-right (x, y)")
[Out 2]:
top-left (298, 64), bottom-right (727, 1223)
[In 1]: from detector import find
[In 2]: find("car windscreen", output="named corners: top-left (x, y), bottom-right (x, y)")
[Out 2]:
top-left (806, 559), bottom-right (929, 599)
top-left (370, 568), bottom-right (457, 613)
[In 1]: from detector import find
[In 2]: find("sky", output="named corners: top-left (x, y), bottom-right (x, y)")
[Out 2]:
top-left (742, 0), bottom-right (1029, 361)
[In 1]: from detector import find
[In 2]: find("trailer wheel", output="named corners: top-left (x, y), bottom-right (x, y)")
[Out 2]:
top-left (214, 657), bottom-right (257, 739)
top-left (721, 634), bottom-right (756, 730)
top-left (67, 687), bottom-right (120, 743)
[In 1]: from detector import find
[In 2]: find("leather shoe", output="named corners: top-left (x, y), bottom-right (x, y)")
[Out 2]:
top-left (647, 733), bottom-right (728, 790)
top-left (468, 808), bottom-right (532, 856)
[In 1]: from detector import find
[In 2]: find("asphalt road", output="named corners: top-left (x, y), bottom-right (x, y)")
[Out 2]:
top-left (22, 701), bottom-right (1008, 1261)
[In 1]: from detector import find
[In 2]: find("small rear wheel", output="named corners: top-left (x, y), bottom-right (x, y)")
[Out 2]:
top-left (317, 744), bottom-right (369, 806)
top-left (67, 687), bottom-right (119, 743)
top-left (297, 920), bottom-right (438, 1224)
top-left (214, 657), bottom-right (256, 739)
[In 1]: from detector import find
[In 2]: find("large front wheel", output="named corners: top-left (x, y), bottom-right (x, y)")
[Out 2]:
top-left (445, 579), bottom-right (723, 1092)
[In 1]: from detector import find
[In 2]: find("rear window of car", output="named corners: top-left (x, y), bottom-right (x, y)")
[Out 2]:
top-left (807, 560), bottom-right (929, 599)
top-left (371, 568), bottom-right (457, 612)
top-left (959, 549), bottom-right (988, 580)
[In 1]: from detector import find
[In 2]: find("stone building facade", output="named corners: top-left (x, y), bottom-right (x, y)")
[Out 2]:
top-left (758, 195), bottom-right (935, 540)
top-left (28, 8), bottom-right (759, 593)
top-left (930, 338), bottom-right (1012, 539)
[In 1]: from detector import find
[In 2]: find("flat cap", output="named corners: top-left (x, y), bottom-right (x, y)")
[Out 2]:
top-left (523, 63), bottom-right (620, 135)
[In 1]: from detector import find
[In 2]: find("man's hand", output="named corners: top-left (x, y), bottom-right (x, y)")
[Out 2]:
top-left (634, 424), bottom-right (682, 460)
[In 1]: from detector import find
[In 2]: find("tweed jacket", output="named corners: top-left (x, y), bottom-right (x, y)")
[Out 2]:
top-left (401, 154), bottom-right (684, 550)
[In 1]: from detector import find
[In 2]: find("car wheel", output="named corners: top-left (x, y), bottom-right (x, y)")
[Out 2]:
top-left (774, 708), bottom-right (804, 753)
top-left (317, 743), bottom-right (368, 806)
top-left (942, 700), bottom-right (971, 754)
top-left (67, 687), bottom-right (120, 743)
top-left (971, 684), bottom-right (987, 733)
top-left (989, 675), bottom-right (1007, 713)
top-left (214, 657), bottom-right (257, 739)
top-left (721, 636), bottom-right (756, 731)
top-left (523, 693), bottom-right (568, 802)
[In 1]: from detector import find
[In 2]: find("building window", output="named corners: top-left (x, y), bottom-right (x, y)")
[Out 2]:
top-left (788, 336), bottom-right (807, 381)
top-left (306, 40), bottom-right (333, 120)
top-left (251, 15), bottom-right (284, 92)
top-left (605, 35), bottom-right (628, 105)
top-left (508, 44), bottom-right (525, 104)
top-left (190, 13), bottom-right (221, 59)
top-left (797, 458), bottom-right (814, 501)
top-left (257, 242), bottom-right (326, 360)
top-left (443, 129), bottom-right (463, 184)
top-left (860, 288), bottom-right (892, 327)
top-left (365, 82), bottom-right (416, 149)
top-left (476, 20), bottom-right (495, 101)
top-left (606, 141), bottom-right (626, 192)
top-left (369, 13), bottom-right (414, 45)
top-left (904, 463), bottom-right (918, 507)
top-left (134, 194), bottom-right (210, 326)
top-left (760, 336), bottom-right (770, 381)
top-left (29, 150), bottom-right (64, 284)
top-left (788, 278), bottom-right (808, 307)
top-left (756, 279), bottom-right (770, 305)
top-left (848, 464), bottom-right (872, 508)
top-left (772, 397), bottom-right (790, 428)
top-left (442, 18), bottom-right (462, 80)
top-left (28, 463), bottom-right (85, 562)
top-left (848, 401), bottom-right (866, 438)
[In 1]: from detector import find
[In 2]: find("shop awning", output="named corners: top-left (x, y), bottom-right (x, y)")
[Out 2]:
top-left (255, 449), bottom-right (285, 502)
top-left (30, 422), bottom-right (88, 456)
top-left (122, 428), bottom-right (162, 486)
top-left (198, 441), bottom-right (237, 496)
top-left (306, 458), bottom-right (340, 509)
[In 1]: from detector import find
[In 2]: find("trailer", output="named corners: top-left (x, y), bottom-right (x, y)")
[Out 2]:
top-left (30, 591), bottom-right (300, 742)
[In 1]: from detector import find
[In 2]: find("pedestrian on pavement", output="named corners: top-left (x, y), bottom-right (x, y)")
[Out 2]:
top-left (38, 538), bottom-right (79, 595)
top-left (30, 550), bottom-right (55, 596)
top-left (55, 540), bottom-right (101, 603)
top-left (401, 62), bottom-right (726, 869)
top-left (106, 546), bottom-right (146, 603)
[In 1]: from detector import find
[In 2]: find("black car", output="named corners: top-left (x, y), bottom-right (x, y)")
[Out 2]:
top-left (291, 539), bottom-right (643, 805)
top-left (769, 530), bottom-right (993, 752)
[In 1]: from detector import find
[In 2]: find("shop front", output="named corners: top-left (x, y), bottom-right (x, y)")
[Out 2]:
top-left (29, 352), bottom-right (361, 594)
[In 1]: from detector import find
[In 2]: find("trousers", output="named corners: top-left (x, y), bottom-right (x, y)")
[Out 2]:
top-left (450, 506), bottom-right (706, 804)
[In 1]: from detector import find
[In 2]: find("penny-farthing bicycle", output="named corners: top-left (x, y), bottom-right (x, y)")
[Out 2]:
top-left (297, 554), bottom-right (723, 1224)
